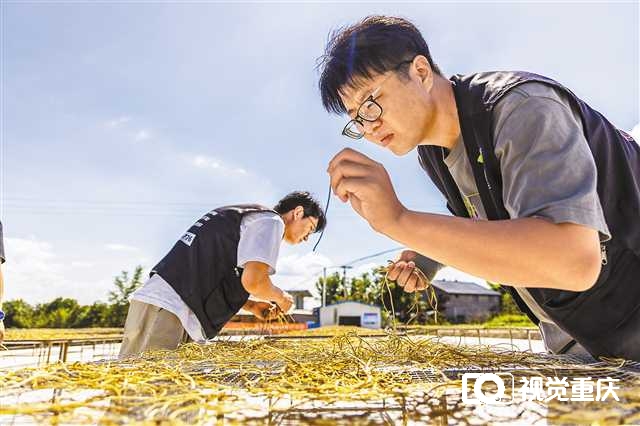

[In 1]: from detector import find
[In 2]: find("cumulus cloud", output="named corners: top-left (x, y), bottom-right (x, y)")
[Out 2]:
top-left (192, 155), bottom-right (249, 176)
top-left (272, 252), bottom-right (332, 295)
top-left (276, 252), bottom-right (331, 276)
top-left (2, 237), bottom-right (75, 303)
top-left (436, 266), bottom-right (487, 286)
top-left (3, 237), bottom-right (152, 304)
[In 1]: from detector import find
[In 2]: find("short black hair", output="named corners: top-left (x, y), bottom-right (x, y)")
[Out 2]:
top-left (317, 15), bottom-right (442, 115)
top-left (274, 191), bottom-right (327, 233)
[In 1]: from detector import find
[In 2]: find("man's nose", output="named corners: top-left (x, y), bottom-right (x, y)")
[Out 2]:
top-left (362, 118), bottom-right (381, 135)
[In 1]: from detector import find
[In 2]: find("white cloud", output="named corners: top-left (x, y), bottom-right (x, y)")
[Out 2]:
top-left (436, 266), bottom-right (488, 287)
top-left (276, 252), bottom-right (331, 276)
top-left (191, 155), bottom-right (250, 177)
top-left (2, 237), bottom-right (152, 304)
top-left (105, 116), bottom-right (131, 129)
top-left (105, 243), bottom-right (140, 252)
top-left (272, 252), bottom-right (333, 295)
top-left (2, 237), bottom-right (75, 303)
top-left (134, 129), bottom-right (151, 142)
top-left (630, 123), bottom-right (640, 142)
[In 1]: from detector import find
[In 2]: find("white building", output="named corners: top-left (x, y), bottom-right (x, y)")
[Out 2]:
top-left (318, 302), bottom-right (382, 329)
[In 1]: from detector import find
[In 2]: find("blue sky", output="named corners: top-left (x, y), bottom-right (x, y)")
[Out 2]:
top-left (2, 2), bottom-right (638, 305)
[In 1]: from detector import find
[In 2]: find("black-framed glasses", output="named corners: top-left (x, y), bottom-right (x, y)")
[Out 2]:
top-left (341, 59), bottom-right (413, 140)
top-left (342, 96), bottom-right (383, 139)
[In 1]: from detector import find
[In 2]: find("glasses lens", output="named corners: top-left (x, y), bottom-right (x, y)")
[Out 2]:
top-left (342, 120), bottom-right (364, 139)
top-left (358, 100), bottom-right (382, 121)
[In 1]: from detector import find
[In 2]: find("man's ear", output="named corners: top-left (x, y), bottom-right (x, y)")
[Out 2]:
top-left (294, 206), bottom-right (304, 219)
top-left (412, 55), bottom-right (433, 91)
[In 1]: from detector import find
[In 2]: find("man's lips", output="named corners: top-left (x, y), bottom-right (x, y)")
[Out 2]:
top-left (380, 134), bottom-right (394, 147)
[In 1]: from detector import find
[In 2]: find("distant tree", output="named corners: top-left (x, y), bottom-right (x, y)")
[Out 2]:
top-left (314, 267), bottom-right (437, 326)
top-left (315, 272), bottom-right (344, 306)
top-left (107, 266), bottom-right (144, 327)
top-left (109, 266), bottom-right (144, 305)
top-left (488, 282), bottom-right (521, 314)
top-left (73, 302), bottom-right (111, 328)
top-left (2, 299), bottom-right (35, 328)
top-left (31, 298), bottom-right (82, 328)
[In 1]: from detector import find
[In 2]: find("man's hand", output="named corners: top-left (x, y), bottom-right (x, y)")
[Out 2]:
top-left (275, 292), bottom-right (294, 313)
top-left (387, 250), bottom-right (429, 293)
top-left (244, 300), bottom-right (280, 321)
top-left (327, 148), bottom-right (406, 234)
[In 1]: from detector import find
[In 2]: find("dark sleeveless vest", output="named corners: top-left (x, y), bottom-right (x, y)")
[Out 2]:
top-left (151, 204), bottom-right (277, 338)
top-left (418, 71), bottom-right (640, 361)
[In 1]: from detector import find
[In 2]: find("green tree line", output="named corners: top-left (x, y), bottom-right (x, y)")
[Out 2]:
top-left (3, 266), bottom-right (144, 328)
top-left (4, 264), bottom-right (526, 329)
top-left (315, 267), bottom-right (441, 325)
top-left (315, 268), bottom-right (528, 326)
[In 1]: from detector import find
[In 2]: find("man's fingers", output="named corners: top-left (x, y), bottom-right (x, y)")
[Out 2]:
top-left (329, 160), bottom-right (372, 199)
top-left (404, 274), bottom-right (418, 293)
top-left (327, 148), bottom-right (378, 173)
top-left (334, 176), bottom-right (369, 203)
top-left (387, 261), bottom-right (408, 281)
top-left (396, 262), bottom-right (415, 287)
top-left (414, 274), bottom-right (428, 291)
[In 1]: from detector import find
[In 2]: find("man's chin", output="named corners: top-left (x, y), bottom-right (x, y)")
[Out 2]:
top-left (388, 141), bottom-right (415, 156)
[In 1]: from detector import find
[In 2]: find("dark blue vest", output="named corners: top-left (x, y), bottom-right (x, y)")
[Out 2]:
top-left (152, 204), bottom-right (277, 338)
top-left (418, 71), bottom-right (640, 360)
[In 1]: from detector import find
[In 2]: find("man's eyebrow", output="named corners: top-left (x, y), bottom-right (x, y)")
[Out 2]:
top-left (345, 86), bottom-right (369, 116)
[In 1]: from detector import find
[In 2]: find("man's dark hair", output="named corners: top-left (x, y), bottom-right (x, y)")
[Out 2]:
top-left (317, 15), bottom-right (442, 115)
top-left (274, 191), bottom-right (327, 233)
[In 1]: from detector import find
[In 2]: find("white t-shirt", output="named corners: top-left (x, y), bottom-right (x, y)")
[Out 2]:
top-left (132, 212), bottom-right (284, 342)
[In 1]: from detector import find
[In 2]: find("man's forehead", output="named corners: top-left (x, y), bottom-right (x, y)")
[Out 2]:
top-left (340, 74), bottom-right (383, 115)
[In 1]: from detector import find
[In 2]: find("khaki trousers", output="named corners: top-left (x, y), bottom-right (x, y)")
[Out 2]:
top-left (119, 300), bottom-right (190, 358)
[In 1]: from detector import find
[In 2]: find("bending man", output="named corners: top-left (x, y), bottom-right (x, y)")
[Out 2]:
top-left (119, 191), bottom-right (326, 357)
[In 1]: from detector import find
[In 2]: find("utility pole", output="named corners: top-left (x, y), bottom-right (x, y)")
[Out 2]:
top-left (322, 267), bottom-right (327, 307)
top-left (321, 265), bottom-right (353, 305)
top-left (341, 265), bottom-right (353, 299)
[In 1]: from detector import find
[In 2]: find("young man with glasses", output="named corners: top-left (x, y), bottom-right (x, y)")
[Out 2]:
top-left (119, 191), bottom-right (326, 357)
top-left (318, 16), bottom-right (640, 361)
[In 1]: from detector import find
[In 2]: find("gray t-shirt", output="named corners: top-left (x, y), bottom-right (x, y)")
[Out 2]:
top-left (442, 82), bottom-right (609, 356)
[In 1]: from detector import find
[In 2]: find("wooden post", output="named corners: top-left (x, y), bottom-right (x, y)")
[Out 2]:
top-left (61, 342), bottom-right (69, 363)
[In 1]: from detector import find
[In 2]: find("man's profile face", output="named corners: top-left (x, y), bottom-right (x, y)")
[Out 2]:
top-left (283, 207), bottom-right (318, 244)
top-left (338, 59), bottom-right (437, 156)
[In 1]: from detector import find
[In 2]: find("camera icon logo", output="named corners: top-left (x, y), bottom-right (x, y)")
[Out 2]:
top-left (461, 372), bottom-right (514, 405)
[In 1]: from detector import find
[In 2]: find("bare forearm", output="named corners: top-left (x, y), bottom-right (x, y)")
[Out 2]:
top-left (385, 210), bottom-right (601, 291)
top-left (244, 276), bottom-right (284, 303)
